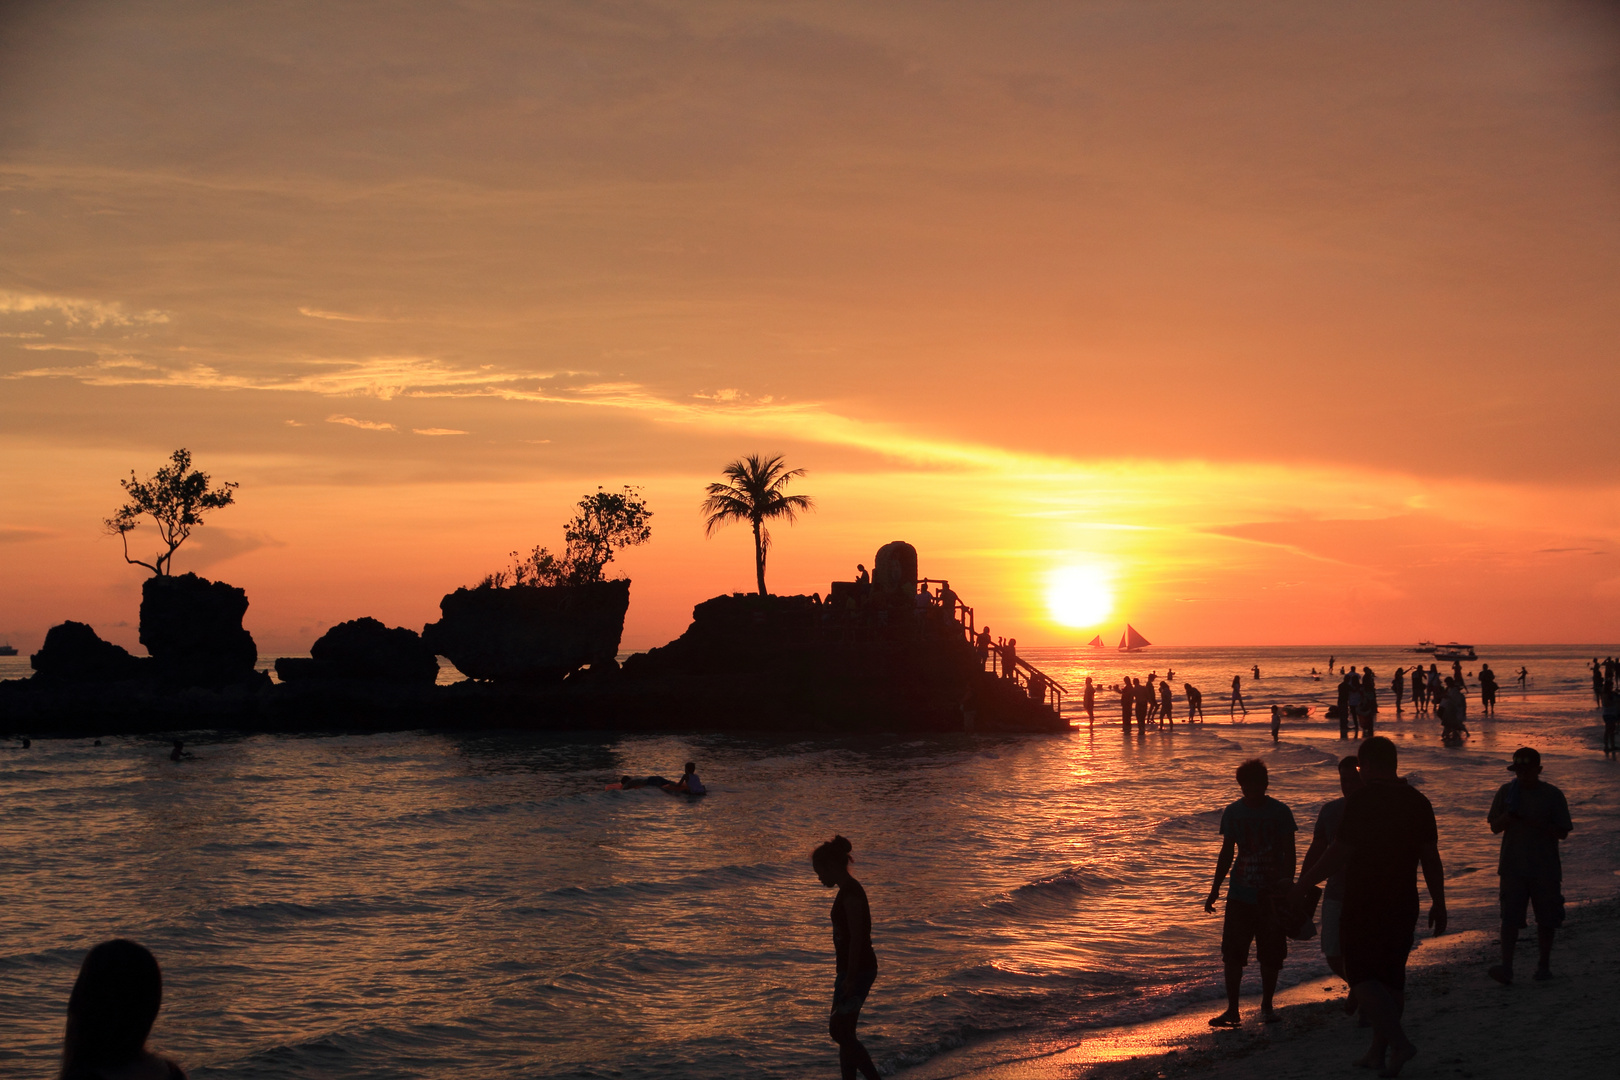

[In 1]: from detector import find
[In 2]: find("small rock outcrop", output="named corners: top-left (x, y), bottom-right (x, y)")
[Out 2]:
top-left (140, 573), bottom-right (259, 688)
top-left (421, 579), bottom-right (630, 682)
top-left (30, 621), bottom-right (149, 683)
top-left (275, 617), bottom-right (439, 684)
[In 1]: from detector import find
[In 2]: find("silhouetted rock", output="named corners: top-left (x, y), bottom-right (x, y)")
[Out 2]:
top-left (29, 621), bottom-right (149, 683)
top-left (140, 573), bottom-right (259, 688)
top-left (276, 617), bottom-right (439, 684)
top-left (421, 579), bottom-right (630, 682)
top-left (872, 540), bottom-right (918, 596)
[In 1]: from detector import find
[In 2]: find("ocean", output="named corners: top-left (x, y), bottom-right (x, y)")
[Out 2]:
top-left (2, 644), bottom-right (1616, 1078)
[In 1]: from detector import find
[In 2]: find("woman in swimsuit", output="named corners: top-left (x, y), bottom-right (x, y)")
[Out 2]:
top-left (59, 939), bottom-right (189, 1080)
top-left (813, 835), bottom-right (881, 1080)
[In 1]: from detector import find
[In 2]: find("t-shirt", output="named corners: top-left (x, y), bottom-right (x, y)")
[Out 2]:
top-left (1309, 796), bottom-right (1349, 901)
top-left (682, 773), bottom-right (706, 794)
top-left (1489, 780), bottom-right (1571, 880)
top-left (1338, 779), bottom-right (1438, 924)
top-left (1219, 795), bottom-right (1297, 904)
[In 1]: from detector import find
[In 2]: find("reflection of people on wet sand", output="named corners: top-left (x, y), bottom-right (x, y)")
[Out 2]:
top-left (1292, 736), bottom-right (1446, 1078)
top-left (1185, 683), bottom-right (1204, 722)
top-left (1300, 755), bottom-right (1363, 980)
top-left (1205, 759), bottom-right (1296, 1027)
top-left (1487, 747), bottom-right (1571, 985)
top-left (813, 835), bottom-right (882, 1080)
top-left (1230, 674), bottom-right (1246, 717)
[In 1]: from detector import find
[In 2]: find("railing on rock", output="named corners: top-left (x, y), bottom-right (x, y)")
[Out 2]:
top-left (915, 578), bottom-right (1067, 718)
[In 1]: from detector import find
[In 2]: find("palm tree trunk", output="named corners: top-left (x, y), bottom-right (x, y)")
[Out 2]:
top-left (752, 518), bottom-right (767, 595)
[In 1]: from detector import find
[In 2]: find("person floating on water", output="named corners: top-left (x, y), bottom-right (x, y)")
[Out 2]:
top-left (1205, 758), bottom-right (1297, 1027)
top-left (1230, 674), bottom-right (1246, 718)
top-left (677, 761), bottom-right (706, 794)
top-left (812, 835), bottom-right (881, 1080)
top-left (169, 739), bottom-right (191, 762)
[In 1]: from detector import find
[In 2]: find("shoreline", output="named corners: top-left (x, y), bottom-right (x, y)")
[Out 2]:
top-left (901, 895), bottom-right (1619, 1080)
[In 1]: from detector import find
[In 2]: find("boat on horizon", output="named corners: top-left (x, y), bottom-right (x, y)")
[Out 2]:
top-left (1431, 642), bottom-right (1476, 661)
top-left (1117, 624), bottom-right (1150, 652)
top-left (0, 644), bottom-right (16, 657)
top-left (1414, 640), bottom-right (1434, 652)
top-left (1086, 634), bottom-right (1105, 648)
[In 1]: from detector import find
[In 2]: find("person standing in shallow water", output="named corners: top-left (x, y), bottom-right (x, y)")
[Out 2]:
top-left (60, 938), bottom-right (189, 1080)
top-left (1082, 676), bottom-right (1096, 729)
top-left (1230, 674), bottom-right (1246, 717)
top-left (813, 836), bottom-right (881, 1080)
top-left (1205, 758), bottom-right (1296, 1027)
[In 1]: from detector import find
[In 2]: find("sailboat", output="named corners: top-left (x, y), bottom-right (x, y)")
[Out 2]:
top-left (1117, 624), bottom-right (1151, 652)
top-left (1086, 634), bottom-right (1105, 648)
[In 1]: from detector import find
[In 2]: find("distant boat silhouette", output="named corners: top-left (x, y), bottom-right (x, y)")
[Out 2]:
top-left (1086, 634), bottom-right (1105, 648)
top-left (1118, 624), bottom-right (1150, 652)
top-left (0, 643), bottom-right (16, 657)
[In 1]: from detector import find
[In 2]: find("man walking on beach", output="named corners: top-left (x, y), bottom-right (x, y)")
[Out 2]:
top-left (1204, 758), bottom-right (1296, 1027)
top-left (1299, 755), bottom-right (1362, 980)
top-left (1486, 747), bottom-right (1572, 985)
top-left (1292, 736), bottom-right (1445, 1078)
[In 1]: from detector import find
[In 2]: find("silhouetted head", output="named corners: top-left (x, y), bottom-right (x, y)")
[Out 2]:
top-left (60, 939), bottom-right (163, 1077)
top-left (1235, 758), bottom-right (1268, 798)
top-left (811, 835), bottom-right (854, 887)
top-left (1338, 755), bottom-right (1362, 796)
top-left (683, 762), bottom-right (696, 775)
top-left (1358, 736), bottom-right (1397, 779)
top-left (619, 775), bottom-right (634, 787)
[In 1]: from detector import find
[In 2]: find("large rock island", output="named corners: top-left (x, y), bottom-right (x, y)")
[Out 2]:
top-left (0, 545), bottom-right (1067, 737)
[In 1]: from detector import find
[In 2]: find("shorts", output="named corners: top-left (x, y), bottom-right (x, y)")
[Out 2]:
top-left (1341, 905), bottom-right (1415, 993)
top-left (1500, 875), bottom-right (1564, 931)
top-left (1222, 896), bottom-right (1287, 969)
top-left (831, 966), bottom-right (876, 1018)
top-left (1319, 897), bottom-right (1342, 958)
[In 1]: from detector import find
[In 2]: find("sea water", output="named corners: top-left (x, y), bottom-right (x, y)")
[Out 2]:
top-left (1, 645), bottom-right (1616, 1078)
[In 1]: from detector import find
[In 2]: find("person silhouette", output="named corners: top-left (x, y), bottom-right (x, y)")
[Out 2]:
top-left (1001, 638), bottom-right (1018, 679)
top-left (1478, 664), bottom-right (1498, 716)
top-left (1360, 668), bottom-right (1378, 736)
top-left (1487, 748), bottom-right (1572, 985)
top-left (1252, 664), bottom-right (1261, 680)
top-left (1184, 683), bottom-right (1204, 722)
top-left (1159, 679), bottom-right (1173, 725)
top-left (1392, 667), bottom-right (1406, 714)
top-left (59, 939), bottom-right (189, 1080)
top-left (974, 626), bottom-right (991, 667)
top-left (1516, 666), bottom-right (1528, 690)
top-left (1270, 704), bottom-right (1281, 742)
top-left (1082, 676), bottom-right (1096, 729)
top-left (1230, 674), bottom-right (1247, 717)
top-left (169, 739), bottom-right (189, 762)
top-left (813, 836), bottom-right (881, 1080)
top-left (1119, 679), bottom-right (1135, 731)
top-left (1602, 685), bottom-right (1619, 755)
top-left (1205, 759), bottom-right (1296, 1026)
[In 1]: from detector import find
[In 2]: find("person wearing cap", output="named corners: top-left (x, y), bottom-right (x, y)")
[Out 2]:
top-left (1486, 747), bottom-right (1572, 984)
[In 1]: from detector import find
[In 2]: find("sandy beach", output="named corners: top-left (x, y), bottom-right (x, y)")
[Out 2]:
top-left (904, 897), bottom-right (1619, 1080)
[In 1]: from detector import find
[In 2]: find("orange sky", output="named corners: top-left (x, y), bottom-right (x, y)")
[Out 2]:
top-left (3, 1), bottom-right (1618, 655)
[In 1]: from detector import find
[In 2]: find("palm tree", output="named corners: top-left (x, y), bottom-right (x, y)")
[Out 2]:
top-left (702, 453), bottom-right (815, 596)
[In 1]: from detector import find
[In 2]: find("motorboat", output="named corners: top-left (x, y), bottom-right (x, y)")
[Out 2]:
top-left (1431, 642), bottom-right (1476, 661)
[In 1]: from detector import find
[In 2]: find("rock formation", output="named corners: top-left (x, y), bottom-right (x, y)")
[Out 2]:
top-left (276, 617), bottom-right (439, 684)
top-left (140, 573), bottom-right (259, 688)
top-left (872, 540), bottom-right (919, 596)
top-left (421, 579), bottom-right (630, 682)
top-left (29, 621), bottom-right (149, 683)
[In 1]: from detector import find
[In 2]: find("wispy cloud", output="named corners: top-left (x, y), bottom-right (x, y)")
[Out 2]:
top-left (412, 427), bottom-right (467, 436)
top-left (327, 414), bottom-right (397, 431)
top-left (0, 290), bottom-right (169, 329)
top-left (298, 306), bottom-right (394, 323)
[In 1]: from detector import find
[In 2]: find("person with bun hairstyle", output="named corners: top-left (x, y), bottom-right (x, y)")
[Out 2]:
top-left (812, 835), bottom-right (881, 1080)
top-left (59, 939), bottom-right (188, 1080)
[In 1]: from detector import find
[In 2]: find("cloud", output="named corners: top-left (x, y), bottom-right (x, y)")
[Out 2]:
top-left (327, 414), bottom-right (397, 431)
top-left (298, 307), bottom-right (394, 323)
top-left (0, 526), bottom-right (57, 544)
top-left (412, 427), bottom-right (467, 436)
top-left (0, 290), bottom-right (168, 329)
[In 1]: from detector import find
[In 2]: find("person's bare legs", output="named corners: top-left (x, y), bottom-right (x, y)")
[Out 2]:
top-left (1535, 926), bottom-right (1555, 979)
top-left (1260, 963), bottom-right (1281, 1021)
top-left (1354, 980), bottom-right (1416, 1077)
top-left (830, 1014), bottom-right (880, 1080)
top-left (1209, 963), bottom-right (1242, 1025)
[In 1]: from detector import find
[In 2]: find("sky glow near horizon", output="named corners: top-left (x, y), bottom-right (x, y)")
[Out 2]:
top-left (2, 1), bottom-right (1618, 654)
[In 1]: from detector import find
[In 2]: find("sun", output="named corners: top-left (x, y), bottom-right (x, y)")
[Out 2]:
top-left (1046, 565), bottom-right (1114, 628)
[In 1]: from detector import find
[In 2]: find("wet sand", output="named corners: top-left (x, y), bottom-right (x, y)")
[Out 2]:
top-left (903, 897), bottom-right (1618, 1080)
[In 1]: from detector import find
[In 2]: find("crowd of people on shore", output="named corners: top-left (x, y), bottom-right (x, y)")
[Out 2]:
top-left (1205, 739), bottom-right (1573, 1077)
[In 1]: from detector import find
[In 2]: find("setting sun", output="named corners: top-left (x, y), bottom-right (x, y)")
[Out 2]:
top-left (1045, 565), bottom-right (1115, 629)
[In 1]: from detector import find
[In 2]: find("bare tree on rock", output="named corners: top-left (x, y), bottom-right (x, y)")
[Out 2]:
top-left (105, 448), bottom-right (238, 576)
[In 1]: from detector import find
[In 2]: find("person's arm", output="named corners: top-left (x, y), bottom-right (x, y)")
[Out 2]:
top-left (1419, 842), bottom-right (1447, 935)
top-left (1300, 812), bottom-right (1332, 880)
top-left (1278, 829), bottom-right (1297, 891)
top-left (1486, 786), bottom-right (1510, 834)
top-left (1553, 791), bottom-right (1573, 841)
top-left (1292, 839), bottom-right (1348, 896)
top-left (1205, 837), bottom-right (1235, 912)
